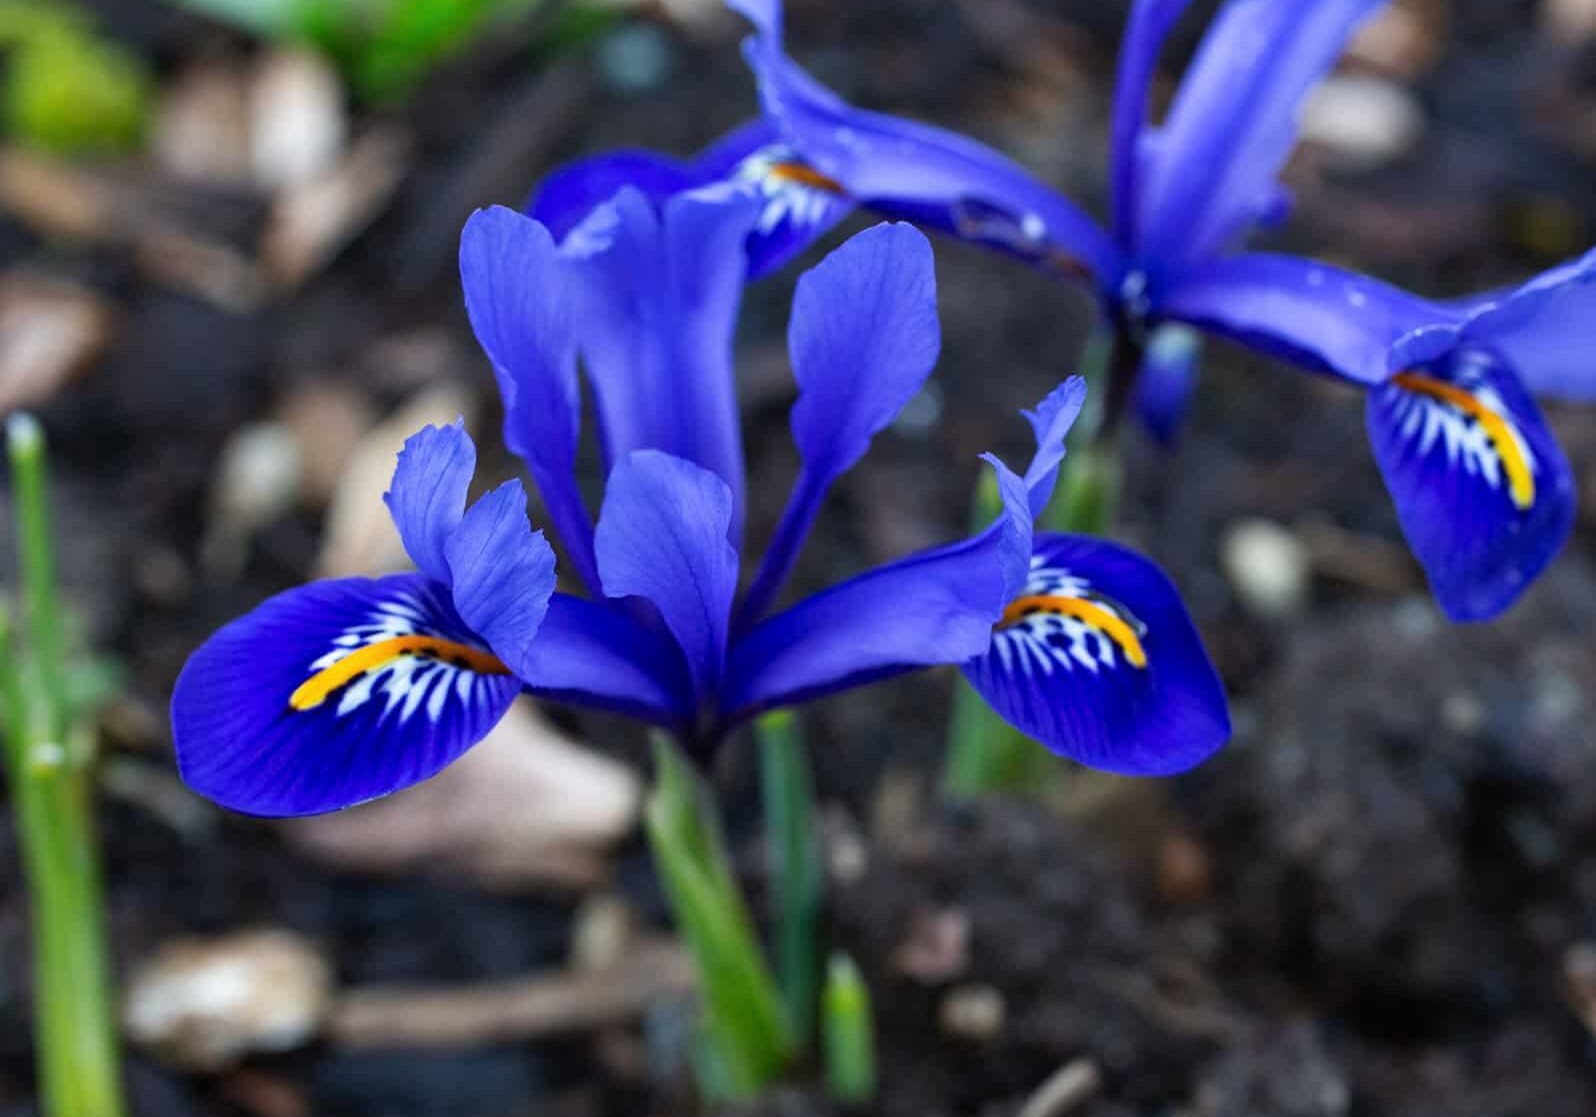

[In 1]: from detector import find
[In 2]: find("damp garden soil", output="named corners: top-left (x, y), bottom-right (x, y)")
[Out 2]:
top-left (1, 0), bottom-right (1596, 1114)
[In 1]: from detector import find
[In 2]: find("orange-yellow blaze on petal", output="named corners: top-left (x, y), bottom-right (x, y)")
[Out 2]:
top-left (997, 595), bottom-right (1149, 669)
top-left (288, 635), bottom-right (510, 711)
top-left (1393, 371), bottom-right (1535, 511)
top-left (769, 161), bottom-right (846, 195)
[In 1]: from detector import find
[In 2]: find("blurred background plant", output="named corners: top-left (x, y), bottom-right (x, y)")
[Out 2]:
top-left (159, 0), bottom-right (619, 101)
top-left (1, 416), bottom-right (126, 1117)
top-left (0, 0), bottom-right (150, 153)
top-left (1, 1), bottom-right (1595, 1115)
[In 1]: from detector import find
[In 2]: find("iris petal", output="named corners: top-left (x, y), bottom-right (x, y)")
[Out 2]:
top-left (1457, 247), bottom-right (1596, 402)
top-left (1135, 324), bottom-right (1203, 446)
top-left (383, 421), bottom-right (474, 586)
top-left (172, 575), bottom-right (521, 817)
top-left (1135, 0), bottom-right (1385, 263)
top-left (962, 534), bottom-right (1229, 776)
top-left (565, 185), bottom-right (759, 538)
top-left (738, 222), bottom-right (942, 625)
top-left (460, 207), bottom-right (600, 592)
top-left (1110, 0), bottom-right (1196, 247)
top-left (1156, 253), bottom-right (1461, 385)
top-left (442, 479), bottom-right (557, 680)
top-left (528, 152), bottom-right (698, 247)
top-left (726, 0), bottom-right (1121, 282)
top-left (723, 379), bottom-right (1084, 717)
top-left (518, 594), bottom-right (695, 726)
top-left (1367, 350), bottom-right (1576, 622)
top-left (595, 450), bottom-right (740, 704)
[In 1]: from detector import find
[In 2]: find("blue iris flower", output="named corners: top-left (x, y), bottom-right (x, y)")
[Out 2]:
top-left (538, 0), bottom-right (1595, 624)
top-left (171, 193), bottom-right (1230, 817)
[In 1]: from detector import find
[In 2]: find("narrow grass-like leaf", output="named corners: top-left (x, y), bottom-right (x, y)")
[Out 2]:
top-left (821, 953), bottom-right (877, 1105)
top-left (645, 734), bottom-right (794, 1101)
top-left (756, 709), bottom-right (823, 1048)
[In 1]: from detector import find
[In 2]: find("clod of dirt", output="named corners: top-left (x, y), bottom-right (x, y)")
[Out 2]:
top-left (154, 61), bottom-right (251, 185)
top-left (124, 929), bottom-right (333, 1071)
top-left (1220, 517), bottom-right (1312, 621)
top-left (250, 51), bottom-right (347, 192)
top-left (0, 275), bottom-right (117, 413)
top-left (1192, 1022), bottom-right (1350, 1117)
top-left (203, 421), bottom-right (303, 576)
top-left (1542, 0), bottom-right (1596, 44)
top-left (1301, 75), bottom-right (1426, 169)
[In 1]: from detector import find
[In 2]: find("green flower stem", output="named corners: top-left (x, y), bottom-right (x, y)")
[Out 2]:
top-left (821, 953), bottom-right (877, 1105)
top-left (4, 416), bottom-right (126, 1117)
top-left (755, 709), bottom-right (823, 1049)
top-left (645, 734), bottom-right (794, 1103)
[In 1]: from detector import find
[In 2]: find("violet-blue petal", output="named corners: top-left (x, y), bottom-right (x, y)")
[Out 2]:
top-left (442, 479), bottom-right (557, 680)
top-left (518, 594), bottom-right (696, 726)
top-left (1135, 324), bottom-right (1203, 445)
top-left (697, 117), bottom-right (858, 278)
top-left (595, 450), bottom-right (740, 702)
top-left (1457, 247), bottom-right (1596, 401)
top-left (726, 0), bottom-right (1122, 282)
top-left (739, 223), bottom-right (940, 624)
top-left (1156, 253), bottom-right (1462, 385)
top-left (723, 378), bottom-right (1084, 716)
top-left (383, 421), bottom-right (474, 586)
top-left (1018, 377), bottom-right (1088, 516)
top-left (566, 185), bottom-right (759, 535)
top-left (693, 117), bottom-right (786, 177)
top-left (1367, 350), bottom-right (1575, 622)
top-left (172, 575), bottom-right (520, 817)
top-left (963, 534), bottom-right (1230, 776)
top-left (723, 142), bottom-right (858, 279)
top-left (461, 206), bottom-right (599, 591)
top-left (528, 151), bottom-right (698, 246)
top-left (1135, 0), bottom-right (1385, 263)
top-left (1111, 0), bottom-right (1196, 247)
top-left (722, 514), bottom-right (1014, 719)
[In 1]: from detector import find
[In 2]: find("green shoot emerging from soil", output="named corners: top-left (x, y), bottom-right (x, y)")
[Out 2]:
top-left (1, 415), bottom-right (127, 1117)
top-left (646, 716), bottom-right (878, 1104)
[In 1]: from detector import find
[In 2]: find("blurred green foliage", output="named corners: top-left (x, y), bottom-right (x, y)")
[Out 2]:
top-left (0, 1), bottom-right (150, 155)
top-left (167, 0), bottom-right (597, 102)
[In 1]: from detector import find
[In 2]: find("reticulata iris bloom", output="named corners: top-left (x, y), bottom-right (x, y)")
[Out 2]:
top-left (542, 0), bottom-right (1595, 624)
top-left (171, 194), bottom-right (1230, 816)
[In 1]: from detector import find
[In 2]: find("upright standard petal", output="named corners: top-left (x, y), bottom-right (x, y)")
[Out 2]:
top-left (962, 534), bottom-right (1229, 776)
top-left (1110, 0), bottom-right (1196, 247)
top-left (1155, 253), bottom-right (1460, 385)
top-left (726, 0), bottom-right (1122, 283)
top-left (1367, 349), bottom-right (1575, 622)
top-left (172, 575), bottom-right (521, 816)
top-left (566, 185), bottom-right (759, 537)
top-left (1455, 247), bottom-right (1596, 401)
top-left (442, 479), bottom-right (557, 680)
top-left (723, 380), bottom-right (1084, 717)
top-left (461, 206), bottom-right (600, 592)
top-left (595, 451), bottom-right (740, 704)
top-left (738, 223), bottom-right (942, 625)
top-left (1135, 0), bottom-right (1385, 263)
top-left (383, 421), bottom-right (474, 585)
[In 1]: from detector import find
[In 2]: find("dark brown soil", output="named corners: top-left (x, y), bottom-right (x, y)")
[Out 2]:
top-left (2, 1), bottom-right (1595, 1115)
